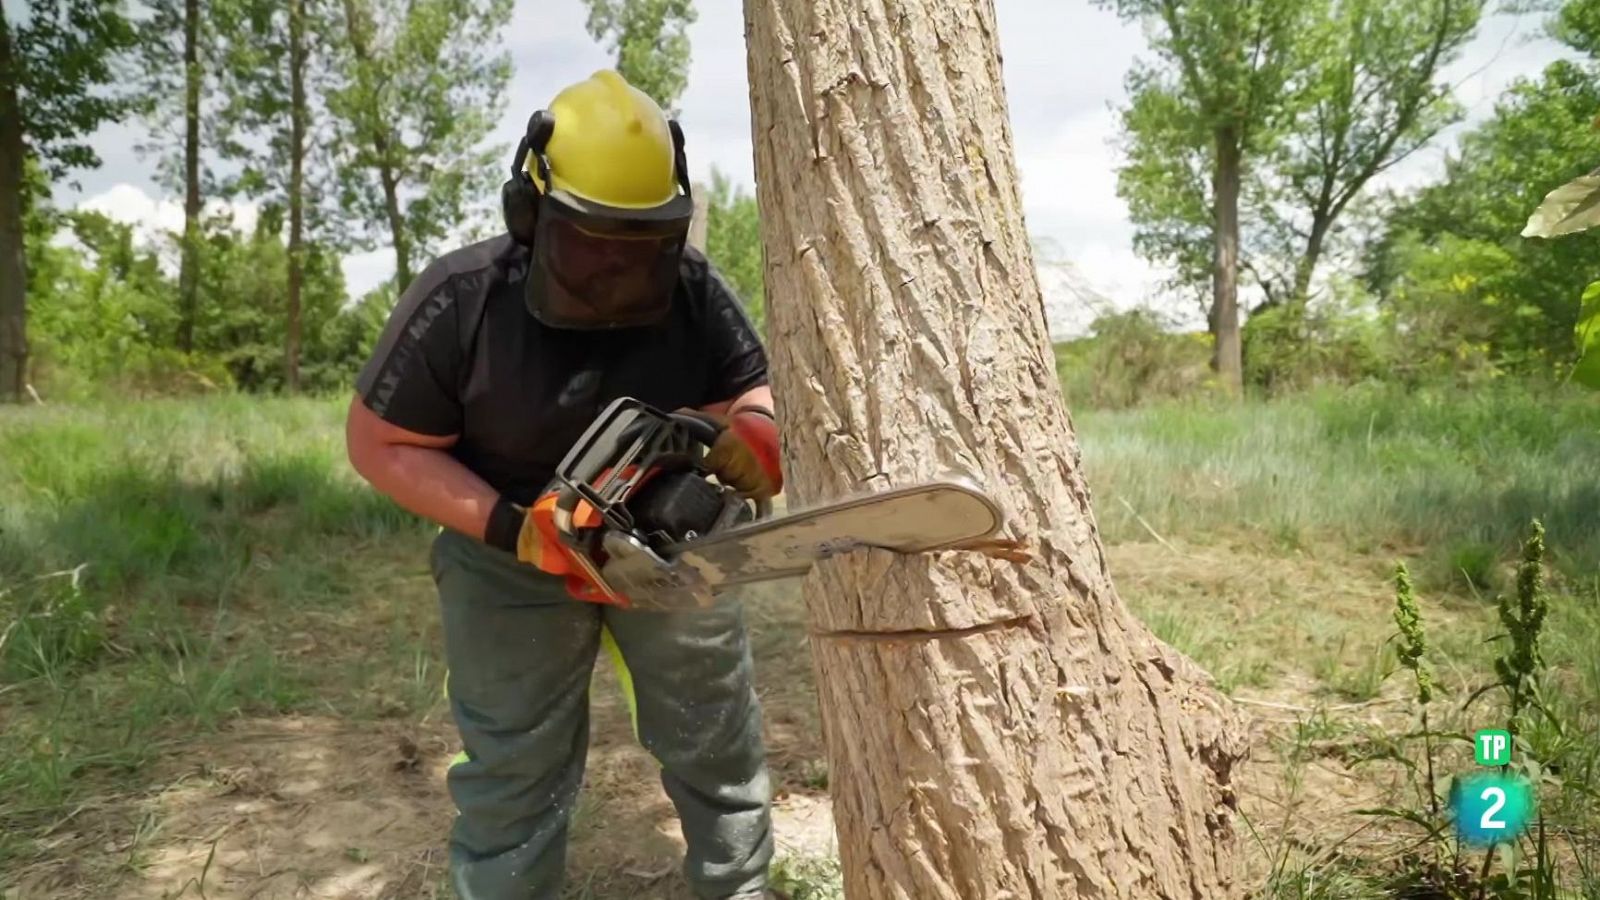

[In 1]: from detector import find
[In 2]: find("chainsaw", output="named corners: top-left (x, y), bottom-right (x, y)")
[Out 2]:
top-left (531, 397), bottom-right (1012, 612)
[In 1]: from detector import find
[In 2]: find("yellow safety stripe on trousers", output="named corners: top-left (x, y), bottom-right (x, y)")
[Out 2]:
top-left (600, 625), bottom-right (640, 742)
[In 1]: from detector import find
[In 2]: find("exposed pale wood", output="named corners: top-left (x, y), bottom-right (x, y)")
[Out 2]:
top-left (743, 0), bottom-right (1250, 895)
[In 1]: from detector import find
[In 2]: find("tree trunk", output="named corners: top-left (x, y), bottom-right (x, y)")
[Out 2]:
top-left (286, 0), bottom-right (305, 392)
top-left (339, 0), bottom-right (412, 292)
top-left (1290, 213), bottom-right (1330, 312)
top-left (378, 162), bottom-right (411, 292)
top-left (744, 1), bottom-right (1249, 897)
top-left (0, 4), bottom-right (28, 402)
top-left (178, 0), bottom-right (202, 354)
top-left (688, 181), bottom-right (709, 251)
top-left (1211, 125), bottom-right (1242, 393)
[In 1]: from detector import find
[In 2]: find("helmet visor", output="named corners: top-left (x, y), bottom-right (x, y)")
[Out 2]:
top-left (526, 191), bottom-right (690, 329)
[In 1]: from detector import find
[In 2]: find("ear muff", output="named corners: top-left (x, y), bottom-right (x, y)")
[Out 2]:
top-left (501, 111), bottom-right (556, 246)
top-left (668, 119), bottom-right (692, 200)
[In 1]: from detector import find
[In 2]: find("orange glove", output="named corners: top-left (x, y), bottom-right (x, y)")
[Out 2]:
top-left (685, 408), bottom-right (783, 501)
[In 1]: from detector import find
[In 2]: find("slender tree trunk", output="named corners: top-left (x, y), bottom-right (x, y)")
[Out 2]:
top-left (0, 5), bottom-right (28, 402)
top-left (745, 1), bottom-right (1248, 897)
top-left (339, 0), bottom-right (412, 292)
top-left (1290, 212), bottom-right (1331, 311)
top-left (178, 0), bottom-right (202, 353)
top-left (1211, 124), bottom-right (1242, 394)
top-left (378, 162), bottom-right (410, 291)
top-left (286, 0), bottom-right (306, 392)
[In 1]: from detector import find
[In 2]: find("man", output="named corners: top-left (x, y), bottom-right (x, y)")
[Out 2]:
top-left (345, 70), bottom-right (783, 900)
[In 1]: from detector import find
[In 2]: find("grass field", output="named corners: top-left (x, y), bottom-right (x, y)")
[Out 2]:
top-left (2, 384), bottom-right (1598, 898)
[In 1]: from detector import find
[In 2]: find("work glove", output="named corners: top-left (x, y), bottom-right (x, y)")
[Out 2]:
top-left (681, 407), bottom-right (784, 501)
top-left (484, 496), bottom-right (559, 569)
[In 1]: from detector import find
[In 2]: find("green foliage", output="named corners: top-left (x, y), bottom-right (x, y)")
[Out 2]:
top-left (1253, 0), bottom-right (1482, 303)
top-left (6, 0), bottom-right (140, 180)
top-left (324, 0), bottom-right (513, 290)
top-left (581, 0), bottom-right (696, 111)
top-left (1370, 56), bottom-right (1600, 376)
top-left (1492, 521), bottom-right (1551, 737)
top-left (1575, 281), bottom-right (1600, 387)
top-left (23, 204), bottom-right (378, 398)
top-left (1056, 309), bottom-right (1215, 408)
top-left (703, 169), bottom-right (764, 333)
top-left (1103, 0), bottom-right (1307, 305)
top-left (1241, 279), bottom-right (1388, 392)
top-left (1392, 563), bottom-right (1434, 706)
top-left (133, 0), bottom-right (217, 197)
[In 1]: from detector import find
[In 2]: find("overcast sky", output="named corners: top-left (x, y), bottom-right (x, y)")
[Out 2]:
top-left (55, 0), bottom-right (1568, 335)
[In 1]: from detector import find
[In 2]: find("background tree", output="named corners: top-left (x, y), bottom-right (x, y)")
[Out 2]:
top-left (134, 0), bottom-right (214, 355)
top-left (746, 0), bottom-right (1247, 896)
top-left (135, 0), bottom-right (213, 354)
top-left (325, 0), bottom-right (513, 293)
top-left (213, 0), bottom-right (339, 392)
top-left (581, 0), bottom-right (696, 111)
top-left (0, 0), bottom-right (139, 402)
top-left (1099, 0), bottom-right (1308, 393)
top-left (1366, 42), bottom-right (1600, 375)
top-left (1262, 0), bottom-right (1483, 310)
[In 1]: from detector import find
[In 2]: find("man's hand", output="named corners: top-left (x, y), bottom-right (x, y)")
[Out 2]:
top-left (485, 495), bottom-right (562, 569)
top-left (681, 408), bottom-right (784, 501)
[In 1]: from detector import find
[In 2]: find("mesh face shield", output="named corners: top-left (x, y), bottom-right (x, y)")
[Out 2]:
top-left (525, 189), bottom-right (693, 330)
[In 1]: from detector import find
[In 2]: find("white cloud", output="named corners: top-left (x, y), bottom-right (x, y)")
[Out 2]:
top-left (77, 183), bottom-right (259, 237)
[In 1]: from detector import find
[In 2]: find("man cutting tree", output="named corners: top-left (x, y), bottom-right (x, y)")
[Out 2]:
top-left (345, 70), bottom-right (784, 900)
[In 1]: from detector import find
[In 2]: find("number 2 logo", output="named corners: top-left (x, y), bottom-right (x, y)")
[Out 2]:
top-left (1480, 786), bottom-right (1507, 830)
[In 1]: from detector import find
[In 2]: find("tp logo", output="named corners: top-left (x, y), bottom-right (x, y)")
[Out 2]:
top-left (1449, 773), bottom-right (1534, 846)
top-left (1475, 729), bottom-right (1512, 766)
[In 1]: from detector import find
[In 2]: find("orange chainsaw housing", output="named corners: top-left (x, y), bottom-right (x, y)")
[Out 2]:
top-left (527, 464), bottom-right (668, 607)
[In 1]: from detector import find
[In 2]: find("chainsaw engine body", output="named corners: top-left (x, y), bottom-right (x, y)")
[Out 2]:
top-left (547, 398), bottom-right (766, 609)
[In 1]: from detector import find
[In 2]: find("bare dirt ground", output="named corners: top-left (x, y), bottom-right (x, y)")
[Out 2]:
top-left (5, 538), bottom-right (1479, 899)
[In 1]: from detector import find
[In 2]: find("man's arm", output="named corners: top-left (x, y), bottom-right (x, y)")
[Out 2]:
top-left (700, 383), bottom-right (774, 417)
top-left (345, 396), bottom-right (503, 541)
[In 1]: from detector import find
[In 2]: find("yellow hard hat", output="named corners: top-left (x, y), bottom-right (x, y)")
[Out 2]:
top-left (531, 70), bottom-right (680, 209)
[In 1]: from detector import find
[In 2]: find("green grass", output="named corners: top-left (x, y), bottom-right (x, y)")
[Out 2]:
top-left (1076, 382), bottom-right (1600, 581)
top-left (2, 384), bottom-right (1599, 896)
top-left (0, 394), bottom-right (437, 860)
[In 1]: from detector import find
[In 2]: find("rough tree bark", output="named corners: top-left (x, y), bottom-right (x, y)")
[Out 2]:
top-left (178, 0), bottom-right (202, 354)
top-left (1211, 124), bottom-right (1242, 393)
top-left (744, 0), bottom-right (1249, 897)
top-left (0, 4), bottom-right (28, 402)
top-left (286, 0), bottom-right (306, 392)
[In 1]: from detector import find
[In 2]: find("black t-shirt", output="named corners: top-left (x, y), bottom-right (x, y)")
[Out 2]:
top-left (355, 234), bottom-right (769, 505)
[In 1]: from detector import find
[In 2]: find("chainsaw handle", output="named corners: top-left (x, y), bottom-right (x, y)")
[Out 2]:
top-left (667, 411), bottom-right (723, 448)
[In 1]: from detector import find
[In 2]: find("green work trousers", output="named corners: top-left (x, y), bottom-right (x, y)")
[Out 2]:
top-left (430, 528), bottom-right (774, 899)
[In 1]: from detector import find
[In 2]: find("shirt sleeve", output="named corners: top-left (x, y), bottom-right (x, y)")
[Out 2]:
top-left (696, 256), bottom-right (770, 403)
top-left (354, 259), bottom-right (464, 436)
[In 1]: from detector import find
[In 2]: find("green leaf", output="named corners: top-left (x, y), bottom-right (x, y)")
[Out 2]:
top-left (1521, 170), bottom-right (1600, 238)
top-left (1574, 281), bottom-right (1600, 388)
